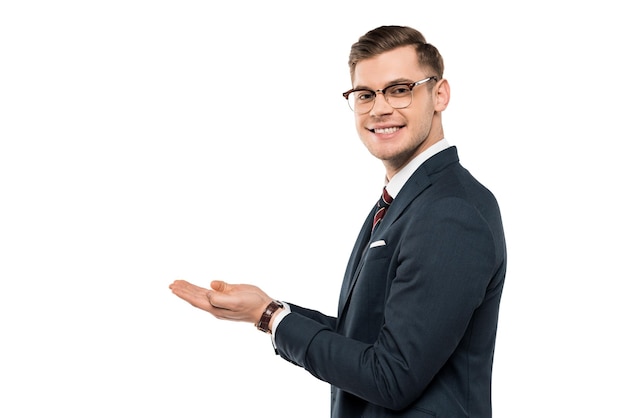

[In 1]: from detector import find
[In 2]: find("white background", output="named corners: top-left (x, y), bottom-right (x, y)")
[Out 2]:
top-left (1, 1), bottom-right (624, 416)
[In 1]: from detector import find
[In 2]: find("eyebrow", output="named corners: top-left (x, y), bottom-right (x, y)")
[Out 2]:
top-left (353, 77), bottom-right (416, 91)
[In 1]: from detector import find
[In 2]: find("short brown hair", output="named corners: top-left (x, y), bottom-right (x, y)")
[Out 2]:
top-left (348, 25), bottom-right (444, 81)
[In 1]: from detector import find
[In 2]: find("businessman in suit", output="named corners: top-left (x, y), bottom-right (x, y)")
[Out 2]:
top-left (170, 25), bottom-right (507, 417)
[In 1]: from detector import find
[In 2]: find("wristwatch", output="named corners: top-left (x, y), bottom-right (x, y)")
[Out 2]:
top-left (256, 300), bottom-right (284, 334)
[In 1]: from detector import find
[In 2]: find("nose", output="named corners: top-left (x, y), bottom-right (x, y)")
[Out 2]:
top-left (369, 91), bottom-right (394, 116)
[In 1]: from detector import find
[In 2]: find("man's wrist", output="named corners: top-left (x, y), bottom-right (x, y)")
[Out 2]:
top-left (256, 300), bottom-right (284, 334)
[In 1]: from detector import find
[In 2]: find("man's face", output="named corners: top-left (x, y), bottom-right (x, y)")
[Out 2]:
top-left (351, 45), bottom-right (444, 178)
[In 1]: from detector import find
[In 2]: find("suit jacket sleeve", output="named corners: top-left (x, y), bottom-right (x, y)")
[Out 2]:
top-left (286, 304), bottom-right (337, 329)
top-left (274, 194), bottom-right (502, 410)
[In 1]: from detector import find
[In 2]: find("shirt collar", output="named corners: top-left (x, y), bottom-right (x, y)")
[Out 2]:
top-left (385, 138), bottom-right (451, 199)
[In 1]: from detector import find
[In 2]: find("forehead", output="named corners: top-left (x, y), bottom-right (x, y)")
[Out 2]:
top-left (353, 45), bottom-right (423, 87)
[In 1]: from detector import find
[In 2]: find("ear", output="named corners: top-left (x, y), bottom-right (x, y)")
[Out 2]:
top-left (433, 78), bottom-right (450, 112)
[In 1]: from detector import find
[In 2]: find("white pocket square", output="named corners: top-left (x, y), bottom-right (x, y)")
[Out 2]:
top-left (369, 240), bottom-right (386, 248)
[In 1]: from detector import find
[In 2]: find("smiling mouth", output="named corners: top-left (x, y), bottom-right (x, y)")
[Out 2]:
top-left (369, 126), bottom-right (402, 134)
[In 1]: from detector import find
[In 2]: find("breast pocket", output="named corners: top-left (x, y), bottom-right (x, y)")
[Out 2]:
top-left (365, 241), bottom-right (390, 261)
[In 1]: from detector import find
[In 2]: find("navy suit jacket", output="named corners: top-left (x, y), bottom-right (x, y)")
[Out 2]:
top-left (275, 147), bottom-right (506, 417)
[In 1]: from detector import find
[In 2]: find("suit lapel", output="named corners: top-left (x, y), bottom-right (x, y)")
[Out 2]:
top-left (336, 147), bottom-right (461, 322)
top-left (337, 207), bottom-right (374, 314)
top-left (337, 173), bottom-right (431, 320)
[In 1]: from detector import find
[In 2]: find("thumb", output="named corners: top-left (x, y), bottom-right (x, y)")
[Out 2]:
top-left (210, 280), bottom-right (230, 293)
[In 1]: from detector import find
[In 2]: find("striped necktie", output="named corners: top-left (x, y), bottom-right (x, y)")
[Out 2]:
top-left (372, 187), bottom-right (393, 233)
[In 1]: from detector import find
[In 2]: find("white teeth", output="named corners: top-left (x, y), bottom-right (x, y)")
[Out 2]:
top-left (374, 127), bottom-right (400, 134)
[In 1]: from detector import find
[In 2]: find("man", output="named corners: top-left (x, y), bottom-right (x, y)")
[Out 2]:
top-left (170, 25), bottom-right (506, 417)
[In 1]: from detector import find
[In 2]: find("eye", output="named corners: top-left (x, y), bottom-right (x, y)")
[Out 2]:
top-left (387, 85), bottom-right (411, 96)
top-left (356, 90), bottom-right (375, 102)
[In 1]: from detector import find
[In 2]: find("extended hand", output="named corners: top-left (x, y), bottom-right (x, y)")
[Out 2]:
top-left (169, 280), bottom-right (273, 324)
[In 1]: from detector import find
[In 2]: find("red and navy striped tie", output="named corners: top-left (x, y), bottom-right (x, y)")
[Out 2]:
top-left (372, 187), bottom-right (393, 233)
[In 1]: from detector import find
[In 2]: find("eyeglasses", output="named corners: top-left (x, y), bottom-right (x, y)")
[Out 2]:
top-left (342, 76), bottom-right (438, 114)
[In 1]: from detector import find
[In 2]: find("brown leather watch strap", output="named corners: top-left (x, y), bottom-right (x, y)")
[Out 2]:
top-left (256, 300), bottom-right (284, 334)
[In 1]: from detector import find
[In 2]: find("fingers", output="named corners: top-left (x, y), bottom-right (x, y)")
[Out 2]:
top-left (169, 279), bottom-right (186, 290)
top-left (170, 280), bottom-right (205, 298)
top-left (169, 280), bottom-right (237, 316)
top-left (169, 280), bottom-right (213, 310)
